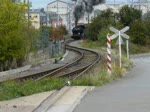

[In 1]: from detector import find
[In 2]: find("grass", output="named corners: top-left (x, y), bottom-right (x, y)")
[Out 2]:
top-left (71, 54), bottom-right (132, 87)
top-left (0, 78), bottom-right (66, 101)
top-left (81, 40), bottom-right (103, 49)
top-left (71, 69), bottom-right (110, 86)
top-left (129, 43), bottom-right (150, 54)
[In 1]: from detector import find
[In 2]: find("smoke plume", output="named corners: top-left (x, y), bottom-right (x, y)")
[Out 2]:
top-left (73, 0), bottom-right (105, 26)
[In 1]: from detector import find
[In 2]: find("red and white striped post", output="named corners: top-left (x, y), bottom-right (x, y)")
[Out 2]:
top-left (107, 33), bottom-right (111, 74)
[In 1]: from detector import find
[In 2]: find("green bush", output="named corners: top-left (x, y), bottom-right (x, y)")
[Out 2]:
top-left (129, 42), bottom-right (149, 54)
top-left (119, 5), bottom-right (142, 26)
top-left (85, 9), bottom-right (115, 41)
top-left (143, 19), bottom-right (150, 46)
top-left (129, 20), bottom-right (147, 45)
top-left (97, 23), bottom-right (124, 47)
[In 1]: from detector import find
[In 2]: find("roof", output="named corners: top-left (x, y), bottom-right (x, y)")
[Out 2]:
top-left (45, 11), bottom-right (57, 15)
top-left (29, 11), bottom-right (46, 17)
top-left (48, 0), bottom-right (68, 6)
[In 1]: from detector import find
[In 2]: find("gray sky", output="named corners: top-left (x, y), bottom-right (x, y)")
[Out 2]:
top-left (30, 0), bottom-right (68, 9)
top-left (29, 0), bottom-right (147, 9)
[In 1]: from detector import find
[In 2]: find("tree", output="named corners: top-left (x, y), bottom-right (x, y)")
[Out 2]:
top-left (142, 19), bottom-right (150, 45)
top-left (129, 20), bottom-right (147, 45)
top-left (0, 0), bottom-right (28, 70)
top-left (85, 9), bottom-right (116, 40)
top-left (119, 5), bottom-right (142, 26)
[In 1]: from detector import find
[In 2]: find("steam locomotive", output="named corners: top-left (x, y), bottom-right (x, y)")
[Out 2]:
top-left (71, 25), bottom-right (85, 40)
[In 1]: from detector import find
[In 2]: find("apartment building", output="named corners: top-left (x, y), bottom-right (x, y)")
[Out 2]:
top-left (25, 9), bottom-right (47, 29)
top-left (47, 0), bottom-right (74, 32)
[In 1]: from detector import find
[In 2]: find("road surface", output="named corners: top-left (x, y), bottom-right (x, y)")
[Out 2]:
top-left (73, 54), bottom-right (150, 112)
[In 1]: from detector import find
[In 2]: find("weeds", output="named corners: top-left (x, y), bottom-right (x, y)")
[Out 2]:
top-left (0, 78), bottom-right (66, 101)
top-left (72, 41), bottom-right (133, 87)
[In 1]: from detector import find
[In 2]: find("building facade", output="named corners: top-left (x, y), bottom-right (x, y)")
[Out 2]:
top-left (26, 9), bottom-right (47, 29)
top-left (107, 0), bottom-right (150, 14)
top-left (47, 0), bottom-right (74, 33)
top-left (47, 1), bottom-right (69, 26)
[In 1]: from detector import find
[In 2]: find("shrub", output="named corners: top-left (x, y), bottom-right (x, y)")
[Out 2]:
top-left (97, 23), bottom-right (124, 47)
top-left (129, 20), bottom-right (147, 45)
top-left (85, 9), bottom-right (115, 41)
top-left (58, 25), bottom-right (68, 35)
top-left (50, 26), bottom-right (67, 41)
top-left (119, 5), bottom-right (142, 26)
top-left (129, 42), bottom-right (149, 54)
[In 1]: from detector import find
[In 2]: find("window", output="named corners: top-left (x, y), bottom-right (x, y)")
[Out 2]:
top-left (34, 15), bottom-right (38, 18)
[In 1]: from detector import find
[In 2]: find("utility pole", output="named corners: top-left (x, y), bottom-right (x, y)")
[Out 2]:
top-left (57, 0), bottom-right (59, 27)
top-left (68, 3), bottom-right (71, 35)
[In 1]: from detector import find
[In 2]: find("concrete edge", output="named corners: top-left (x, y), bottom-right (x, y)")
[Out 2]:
top-left (32, 86), bottom-right (71, 112)
top-left (67, 86), bottom-right (95, 112)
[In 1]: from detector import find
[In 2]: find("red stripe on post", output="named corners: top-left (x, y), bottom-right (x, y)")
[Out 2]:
top-left (107, 33), bottom-right (111, 74)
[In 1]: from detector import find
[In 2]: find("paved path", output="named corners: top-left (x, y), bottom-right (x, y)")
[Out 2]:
top-left (73, 55), bottom-right (150, 112)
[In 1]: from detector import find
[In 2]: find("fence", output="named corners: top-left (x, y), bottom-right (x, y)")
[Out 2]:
top-left (30, 27), bottom-right (65, 63)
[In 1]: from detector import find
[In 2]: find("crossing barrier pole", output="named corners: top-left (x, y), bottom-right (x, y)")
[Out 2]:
top-left (107, 33), bottom-right (111, 74)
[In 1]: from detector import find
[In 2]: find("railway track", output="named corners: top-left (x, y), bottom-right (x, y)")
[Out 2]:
top-left (0, 40), bottom-right (100, 83)
top-left (12, 47), bottom-right (82, 83)
top-left (35, 44), bottom-right (100, 82)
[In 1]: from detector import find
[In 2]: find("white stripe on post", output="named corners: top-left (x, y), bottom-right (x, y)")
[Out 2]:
top-left (107, 33), bottom-right (111, 74)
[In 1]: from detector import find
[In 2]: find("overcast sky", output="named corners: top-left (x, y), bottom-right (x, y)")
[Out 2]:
top-left (30, 0), bottom-right (68, 9)
top-left (29, 0), bottom-right (147, 9)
